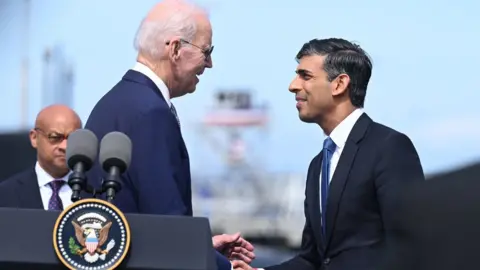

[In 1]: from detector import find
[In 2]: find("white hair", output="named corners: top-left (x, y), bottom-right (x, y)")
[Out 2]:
top-left (133, 1), bottom-right (209, 60)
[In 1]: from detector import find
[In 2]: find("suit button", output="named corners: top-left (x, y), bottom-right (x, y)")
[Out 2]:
top-left (323, 258), bottom-right (331, 265)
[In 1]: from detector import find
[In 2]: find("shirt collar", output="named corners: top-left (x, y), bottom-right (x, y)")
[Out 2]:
top-left (35, 161), bottom-right (70, 187)
top-left (329, 108), bottom-right (364, 149)
top-left (132, 62), bottom-right (171, 107)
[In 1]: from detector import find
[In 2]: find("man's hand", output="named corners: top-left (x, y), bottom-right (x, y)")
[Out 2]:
top-left (212, 232), bottom-right (256, 263)
top-left (232, 260), bottom-right (255, 270)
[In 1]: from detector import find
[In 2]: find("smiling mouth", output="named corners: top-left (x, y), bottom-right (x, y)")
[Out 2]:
top-left (296, 99), bottom-right (307, 110)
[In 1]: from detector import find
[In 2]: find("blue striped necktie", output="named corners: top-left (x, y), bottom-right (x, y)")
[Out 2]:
top-left (170, 103), bottom-right (180, 128)
top-left (321, 137), bottom-right (336, 237)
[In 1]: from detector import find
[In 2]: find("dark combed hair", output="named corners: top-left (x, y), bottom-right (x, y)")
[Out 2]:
top-left (296, 38), bottom-right (372, 108)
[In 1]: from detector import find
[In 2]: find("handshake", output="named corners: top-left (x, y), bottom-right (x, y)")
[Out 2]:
top-left (213, 232), bottom-right (259, 270)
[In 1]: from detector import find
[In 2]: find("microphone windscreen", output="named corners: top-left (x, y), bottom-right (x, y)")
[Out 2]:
top-left (99, 131), bottom-right (132, 173)
top-left (66, 129), bottom-right (99, 171)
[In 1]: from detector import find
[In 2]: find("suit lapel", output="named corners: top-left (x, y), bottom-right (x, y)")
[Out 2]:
top-left (123, 70), bottom-right (181, 132)
top-left (325, 113), bottom-right (372, 248)
top-left (17, 169), bottom-right (44, 209)
top-left (308, 154), bottom-right (326, 250)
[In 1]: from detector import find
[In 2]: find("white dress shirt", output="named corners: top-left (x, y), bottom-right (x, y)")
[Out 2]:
top-left (35, 162), bottom-right (73, 210)
top-left (132, 62), bottom-right (171, 107)
top-left (319, 108), bottom-right (364, 210)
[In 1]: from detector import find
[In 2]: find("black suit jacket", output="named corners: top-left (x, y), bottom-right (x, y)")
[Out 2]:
top-left (266, 113), bottom-right (425, 270)
top-left (384, 171), bottom-right (480, 270)
top-left (0, 168), bottom-right (43, 209)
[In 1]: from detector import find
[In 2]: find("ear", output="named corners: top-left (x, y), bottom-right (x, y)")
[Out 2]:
top-left (168, 38), bottom-right (182, 61)
top-left (332, 74), bottom-right (350, 97)
top-left (29, 129), bottom-right (38, 149)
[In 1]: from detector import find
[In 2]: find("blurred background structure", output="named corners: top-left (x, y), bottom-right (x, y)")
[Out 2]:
top-left (0, 0), bottom-right (479, 266)
top-left (42, 45), bottom-right (75, 108)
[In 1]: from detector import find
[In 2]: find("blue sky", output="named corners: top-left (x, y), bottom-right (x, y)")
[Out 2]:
top-left (0, 0), bottom-right (479, 175)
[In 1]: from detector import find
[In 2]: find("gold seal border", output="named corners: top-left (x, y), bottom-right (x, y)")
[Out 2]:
top-left (52, 198), bottom-right (131, 270)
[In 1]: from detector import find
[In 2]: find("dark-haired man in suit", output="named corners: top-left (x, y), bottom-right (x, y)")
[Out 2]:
top-left (0, 105), bottom-right (82, 210)
top-left (234, 38), bottom-right (425, 270)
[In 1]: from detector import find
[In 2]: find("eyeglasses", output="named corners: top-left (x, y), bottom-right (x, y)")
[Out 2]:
top-left (166, 39), bottom-right (214, 59)
top-left (34, 128), bottom-right (69, 144)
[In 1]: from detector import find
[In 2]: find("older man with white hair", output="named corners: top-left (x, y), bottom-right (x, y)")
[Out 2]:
top-left (85, 1), bottom-right (255, 269)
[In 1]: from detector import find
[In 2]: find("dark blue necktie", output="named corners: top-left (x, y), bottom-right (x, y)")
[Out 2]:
top-left (170, 103), bottom-right (181, 128)
top-left (321, 137), bottom-right (336, 237)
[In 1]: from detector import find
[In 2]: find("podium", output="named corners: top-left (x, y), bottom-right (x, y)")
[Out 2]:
top-left (0, 207), bottom-right (217, 270)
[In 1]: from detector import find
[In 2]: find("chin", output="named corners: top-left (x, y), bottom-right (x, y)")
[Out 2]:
top-left (299, 113), bottom-right (316, 123)
top-left (54, 158), bottom-right (66, 165)
top-left (187, 85), bottom-right (197, 93)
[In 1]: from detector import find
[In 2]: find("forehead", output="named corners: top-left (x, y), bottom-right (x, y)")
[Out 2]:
top-left (193, 17), bottom-right (212, 45)
top-left (40, 114), bottom-right (81, 132)
top-left (296, 55), bottom-right (326, 74)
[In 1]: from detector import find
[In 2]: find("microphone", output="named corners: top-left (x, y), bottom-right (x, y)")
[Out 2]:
top-left (66, 129), bottom-right (99, 202)
top-left (99, 131), bottom-right (132, 203)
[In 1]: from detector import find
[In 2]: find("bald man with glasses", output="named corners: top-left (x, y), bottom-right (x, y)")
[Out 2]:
top-left (0, 104), bottom-right (82, 211)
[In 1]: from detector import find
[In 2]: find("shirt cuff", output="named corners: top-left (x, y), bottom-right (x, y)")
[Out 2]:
top-left (230, 262), bottom-right (262, 270)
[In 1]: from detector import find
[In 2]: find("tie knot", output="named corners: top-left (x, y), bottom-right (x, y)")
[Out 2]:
top-left (323, 137), bottom-right (336, 153)
top-left (170, 103), bottom-right (178, 116)
top-left (48, 180), bottom-right (65, 192)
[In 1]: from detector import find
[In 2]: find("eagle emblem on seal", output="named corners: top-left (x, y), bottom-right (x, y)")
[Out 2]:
top-left (69, 212), bottom-right (116, 263)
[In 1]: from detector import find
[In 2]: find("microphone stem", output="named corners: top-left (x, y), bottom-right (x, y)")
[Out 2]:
top-left (74, 161), bottom-right (85, 173)
top-left (69, 161), bottom-right (86, 202)
top-left (109, 166), bottom-right (120, 178)
top-left (105, 166), bottom-right (121, 202)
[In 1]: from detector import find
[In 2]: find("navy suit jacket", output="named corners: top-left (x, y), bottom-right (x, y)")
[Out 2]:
top-left (0, 168), bottom-right (44, 209)
top-left (85, 70), bottom-right (231, 270)
top-left (266, 114), bottom-right (425, 270)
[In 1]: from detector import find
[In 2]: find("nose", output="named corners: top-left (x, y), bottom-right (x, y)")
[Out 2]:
top-left (58, 138), bottom-right (67, 151)
top-left (205, 55), bottom-right (213, 69)
top-left (289, 76), bottom-right (301, 93)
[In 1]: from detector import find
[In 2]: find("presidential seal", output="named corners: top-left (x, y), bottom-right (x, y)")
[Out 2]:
top-left (53, 198), bottom-right (131, 270)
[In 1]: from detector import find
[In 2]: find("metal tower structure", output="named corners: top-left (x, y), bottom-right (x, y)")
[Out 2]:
top-left (42, 46), bottom-right (75, 108)
top-left (196, 90), bottom-right (273, 212)
top-left (194, 91), bottom-right (306, 247)
top-left (20, 0), bottom-right (31, 128)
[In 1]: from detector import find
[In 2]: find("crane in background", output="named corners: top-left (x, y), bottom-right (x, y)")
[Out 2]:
top-left (42, 46), bottom-right (75, 108)
top-left (192, 91), bottom-right (305, 248)
top-left (20, 0), bottom-right (30, 128)
top-left (198, 90), bottom-right (269, 200)
top-left (17, 0), bottom-right (74, 126)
